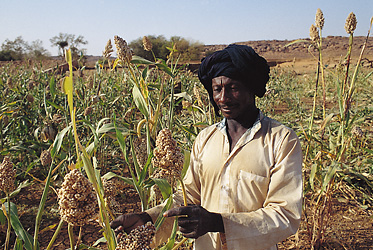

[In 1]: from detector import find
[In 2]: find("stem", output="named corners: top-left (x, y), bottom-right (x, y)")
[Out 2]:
top-left (342, 34), bottom-right (354, 104)
top-left (46, 219), bottom-right (64, 250)
top-left (318, 33), bottom-right (326, 121)
top-left (345, 23), bottom-right (372, 117)
top-left (309, 55), bottom-right (320, 136)
top-left (5, 193), bottom-right (11, 250)
top-left (171, 238), bottom-right (188, 250)
top-left (168, 78), bottom-right (175, 130)
top-left (34, 158), bottom-right (54, 250)
top-left (76, 226), bottom-right (83, 249)
top-left (68, 224), bottom-right (75, 250)
top-left (179, 178), bottom-right (188, 206)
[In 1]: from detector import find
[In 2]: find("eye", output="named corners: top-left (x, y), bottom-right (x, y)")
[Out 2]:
top-left (212, 87), bottom-right (221, 92)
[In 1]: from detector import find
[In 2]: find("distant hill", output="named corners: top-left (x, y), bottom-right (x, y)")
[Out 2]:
top-left (202, 36), bottom-right (373, 61)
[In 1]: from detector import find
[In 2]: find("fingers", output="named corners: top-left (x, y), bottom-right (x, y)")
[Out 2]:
top-left (163, 205), bottom-right (195, 218)
top-left (178, 218), bottom-right (199, 239)
top-left (110, 215), bottom-right (125, 229)
top-left (110, 213), bottom-right (145, 234)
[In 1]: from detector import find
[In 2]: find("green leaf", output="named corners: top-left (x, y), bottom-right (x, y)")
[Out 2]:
top-left (177, 124), bottom-right (197, 137)
top-left (0, 181), bottom-right (31, 203)
top-left (4, 202), bottom-right (34, 250)
top-left (363, 148), bottom-right (373, 154)
top-left (8, 181), bottom-right (31, 200)
top-left (154, 197), bottom-right (173, 231)
top-left (321, 162), bottom-right (338, 193)
top-left (13, 237), bottom-right (24, 250)
top-left (310, 163), bottom-right (317, 191)
top-left (45, 100), bottom-right (65, 112)
top-left (51, 125), bottom-right (71, 158)
top-left (102, 172), bottom-right (134, 186)
top-left (0, 208), bottom-right (5, 225)
top-left (132, 84), bottom-right (149, 118)
top-left (159, 217), bottom-right (178, 250)
top-left (131, 55), bottom-right (154, 65)
top-left (49, 76), bottom-right (56, 99)
top-left (155, 60), bottom-right (174, 77)
top-left (92, 236), bottom-right (107, 247)
top-left (151, 178), bottom-right (172, 200)
top-left (285, 39), bottom-right (309, 47)
top-left (142, 66), bottom-right (149, 81)
top-left (96, 122), bottom-right (129, 135)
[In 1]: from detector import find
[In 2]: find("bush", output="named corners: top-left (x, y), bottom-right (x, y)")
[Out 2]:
top-left (129, 35), bottom-right (203, 62)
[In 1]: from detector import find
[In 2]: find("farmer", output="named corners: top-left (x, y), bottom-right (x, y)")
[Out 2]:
top-left (111, 44), bottom-right (303, 250)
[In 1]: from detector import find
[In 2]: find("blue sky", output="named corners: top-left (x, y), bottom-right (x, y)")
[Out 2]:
top-left (1, 0), bottom-right (372, 56)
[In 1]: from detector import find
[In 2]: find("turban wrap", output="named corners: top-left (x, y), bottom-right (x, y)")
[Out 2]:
top-left (198, 44), bottom-right (270, 114)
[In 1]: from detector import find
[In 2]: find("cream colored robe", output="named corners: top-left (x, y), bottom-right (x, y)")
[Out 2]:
top-left (147, 112), bottom-right (303, 250)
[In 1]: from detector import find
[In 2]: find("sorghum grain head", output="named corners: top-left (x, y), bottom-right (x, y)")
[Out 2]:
top-left (133, 137), bottom-right (148, 169)
top-left (85, 75), bottom-right (94, 89)
top-left (103, 39), bottom-right (114, 59)
top-left (114, 36), bottom-right (132, 64)
top-left (115, 221), bottom-right (155, 250)
top-left (58, 169), bottom-right (98, 226)
top-left (1, 115), bottom-right (9, 127)
top-left (40, 150), bottom-right (52, 167)
top-left (309, 24), bottom-right (320, 44)
top-left (84, 106), bottom-right (93, 116)
top-left (52, 113), bottom-right (63, 124)
top-left (26, 94), bottom-right (34, 103)
top-left (142, 36), bottom-right (153, 51)
top-left (315, 8), bottom-right (325, 30)
top-left (193, 85), bottom-right (204, 106)
top-left (345, 12), bottom-right (357, 34)
top-left (152, 128), bottom-right (184, 179)
top-left (0, 156), bottom-right (16, 194)
top-left (6, 77), bottom-right (13, 88)
top-left (41, 125), bottom-right (56, 142)
top-left (182, 100), bottom-right (192, 109)
top-left (351, 126), bottom-right (364, 138)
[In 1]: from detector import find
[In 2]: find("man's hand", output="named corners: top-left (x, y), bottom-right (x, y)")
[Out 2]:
top-left (163, 205), bottom-right (224, 239)
top-left (110, 212), bottom-right (152, 234)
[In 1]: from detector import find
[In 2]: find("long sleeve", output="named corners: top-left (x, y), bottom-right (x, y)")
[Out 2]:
top-left (221, 130), bottom-right (302, 249)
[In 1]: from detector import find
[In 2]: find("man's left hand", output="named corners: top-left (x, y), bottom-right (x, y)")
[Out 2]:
top-left (163, 205), bottom-right (224, 239)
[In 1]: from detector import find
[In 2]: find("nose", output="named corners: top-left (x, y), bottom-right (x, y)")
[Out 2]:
top-left (219, 87), bottom-right (231, 103)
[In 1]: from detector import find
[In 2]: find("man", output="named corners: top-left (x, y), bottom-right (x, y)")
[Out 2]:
top-left (111, 44), bottom-right (303, 250)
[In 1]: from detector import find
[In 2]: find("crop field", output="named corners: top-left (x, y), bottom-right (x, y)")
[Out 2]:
top-left (1, 13), bottom-right (373, 250)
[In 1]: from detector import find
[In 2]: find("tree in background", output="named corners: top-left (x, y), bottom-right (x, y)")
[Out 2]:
top-left (50, 33), bottom-right (88, 58)
top-left (170, 36), bottom-right (203, 61)
top-left (130, 35), bottom-right (169, 61)
top-left (129, 35), bottom-right (203, 62)
top-left (28, 40), bottom-right (50, 59)
top-left (0, 36), bottom-right (50, 61)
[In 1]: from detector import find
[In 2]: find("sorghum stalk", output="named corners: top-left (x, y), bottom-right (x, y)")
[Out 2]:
top-left (168, 78), bottom-right (176, 130)
top-left (5, 193), bottom-right (11, 250)
top-left (46, 219), bottom-right (64, 250)
top-left (34, 148), bottom-right (53, 250)
top-left (68, 223), bottom-right (75, 250)
top-left (342, 12), bottom-right (357, 117)
top-left (342, 33), bottom-right (354, 107)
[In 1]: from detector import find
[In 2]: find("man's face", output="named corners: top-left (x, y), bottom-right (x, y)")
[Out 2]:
top-left (212, 76), bottom-right (255, 120)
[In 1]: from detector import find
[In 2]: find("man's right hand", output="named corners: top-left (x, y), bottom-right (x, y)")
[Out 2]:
top-left (110, 212), bottom-right (153, 234)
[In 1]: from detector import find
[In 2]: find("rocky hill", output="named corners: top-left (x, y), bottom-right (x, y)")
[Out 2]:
top-left (203, 36), bottom-right (373, 61)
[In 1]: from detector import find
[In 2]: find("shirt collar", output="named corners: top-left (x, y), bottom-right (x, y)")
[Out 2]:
top-left (216, 110), bottom-right (263, 132)
top-left (216, 110), bottom-right (264, 146)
